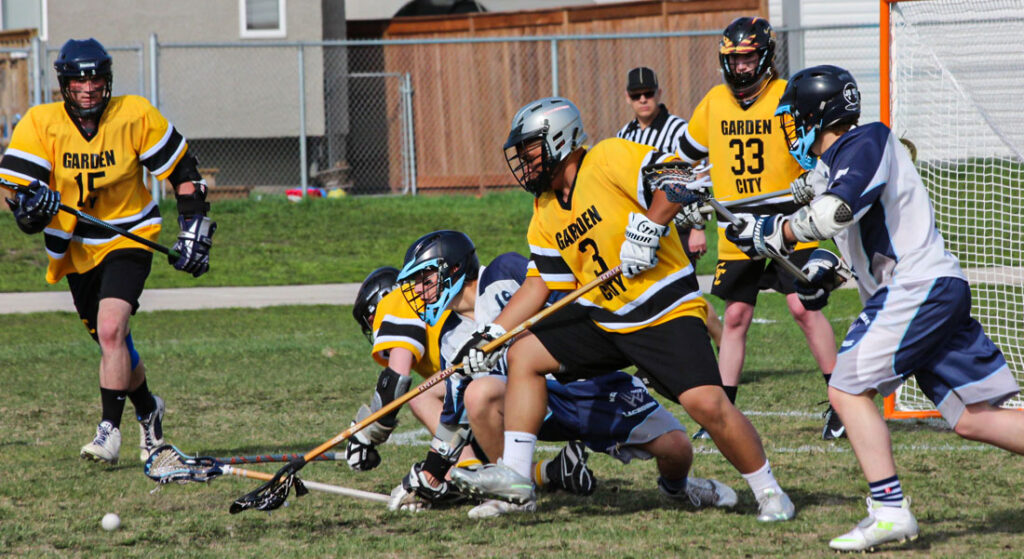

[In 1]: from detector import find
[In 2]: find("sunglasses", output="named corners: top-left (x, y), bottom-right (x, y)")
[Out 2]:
top-left (629, 90), bottom-right (657, 101)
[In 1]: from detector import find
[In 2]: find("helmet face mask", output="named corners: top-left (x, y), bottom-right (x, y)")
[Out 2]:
top-left (397, 231), bottom-right (479, 326)
top-left (54, 38), bottom-right (113, 121)
top-left (775, 65), bottom-right (862, 170)
top-left (503, 97), bottom-right (587, 197)
top-left (719, 17), bottom-right (776, 103)
top-left (352, 266), bottom-right (399, 344)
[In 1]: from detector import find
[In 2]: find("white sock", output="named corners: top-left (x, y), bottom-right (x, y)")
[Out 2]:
top-left (741, 460), bottom-right (783, 498)
top-left (503, 431), bottom-right (537, 479)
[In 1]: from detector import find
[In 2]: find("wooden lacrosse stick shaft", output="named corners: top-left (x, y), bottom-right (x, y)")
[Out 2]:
top-left (298, 265), bottom-right (624, 465)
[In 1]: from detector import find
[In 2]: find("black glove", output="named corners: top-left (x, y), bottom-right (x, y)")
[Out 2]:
top-left (6, 180), bottom-right (60, 234)
top-left (795, 249), bottom-right (849, 311)
top-left (169, 214), bottom-right (216, 277)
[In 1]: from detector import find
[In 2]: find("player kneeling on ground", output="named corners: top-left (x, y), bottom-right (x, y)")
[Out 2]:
top-left (728, 64), bottom-right (1024, 552)
top-left (385, 231), bottom-right (737, 517)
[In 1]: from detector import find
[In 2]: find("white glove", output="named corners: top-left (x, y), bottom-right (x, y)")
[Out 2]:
top-left (388, 482), bottom-right (426, 512)
top-left (752, 214), bottom-right (794, 259)
top-left (674, 201), bottom-right (711, 228)
top-left (620, 212), bottom-right (670, 278)
top-left (457, 322), bottom-right (507, 377)
top-left (790, 167), bottom-right (829, 205)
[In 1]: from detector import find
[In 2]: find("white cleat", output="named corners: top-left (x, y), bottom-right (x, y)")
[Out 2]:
top-left (80, 420), bottom-right (121, 465)
top-left (137, 395), bottom-right (165, 462)
top-left (756, 487), bottom-right (795, 522)
top-left (659, 476), bottom-right (738, 508)
top-left (450, 459), bottom-right (536, 505)
top-left (468, 498), bottom-right (537, 519)
top-left (829, 497), bottom-right (919, 552)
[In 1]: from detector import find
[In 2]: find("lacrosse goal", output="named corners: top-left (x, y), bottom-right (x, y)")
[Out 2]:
top-left (881, 0), bottom-right (1024, 419)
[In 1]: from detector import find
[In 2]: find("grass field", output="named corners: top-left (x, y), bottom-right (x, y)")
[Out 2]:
top-left (2, 194), bottom-right (1023, 557)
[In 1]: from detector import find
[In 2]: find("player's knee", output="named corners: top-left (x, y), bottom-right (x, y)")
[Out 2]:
top-left (679, 385), bottom-right (730, 425)
top-left (94, 318), bottom-right (128, 349)
top-left (952, 406), bottom-right (988, 441)
top-left (722, 304), bottom-right (753, 330)
top-left (464, 377), bottom-right (504, 419)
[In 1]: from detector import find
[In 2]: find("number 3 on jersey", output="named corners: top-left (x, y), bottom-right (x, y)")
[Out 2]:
top-left (578, 237), bottom-right (625, 300)
top-left (729, 138), bottom-right (763, 194)
top-left (74, 170), bottom-right (106, 208)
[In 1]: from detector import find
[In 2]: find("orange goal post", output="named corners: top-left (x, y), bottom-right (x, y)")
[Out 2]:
top-left (880, 0), bottom-right (1024, 419)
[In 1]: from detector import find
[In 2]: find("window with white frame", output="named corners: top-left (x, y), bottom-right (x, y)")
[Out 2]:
top-left (240, 0), bottom-right (286, 39)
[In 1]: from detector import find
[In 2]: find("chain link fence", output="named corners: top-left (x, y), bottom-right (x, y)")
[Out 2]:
top-left (4, 24), bottom-right (880, 198)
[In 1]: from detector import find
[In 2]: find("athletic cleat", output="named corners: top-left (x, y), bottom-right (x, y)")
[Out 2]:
top-left (467, 498), bottom-right (537, 519)
top-left (659, 476), bottom-right (738, 508)
top-left (829, 497), bottom-right (919, 552)
top-left (137, 394), bottom-right (165, 461)
top-left (548, 441), bottom-right (596, 496)
top-left (821, 403), bottom-right (847, 440)
top-left (691, 427), bottom-right (712, 440)
top-left (755, 487), bottom-right (795, 522)
top-left (80, 420), bottom-right (121, 465)
top-left (450, 459), bottom-right (536, 505)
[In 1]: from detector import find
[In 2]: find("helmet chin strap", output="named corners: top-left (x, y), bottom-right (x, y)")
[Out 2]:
top-left (732, 68), bottom-right (775, 107)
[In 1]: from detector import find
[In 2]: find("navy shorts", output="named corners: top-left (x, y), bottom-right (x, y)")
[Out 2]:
top-left (442, 371), bottom-right (684, 463)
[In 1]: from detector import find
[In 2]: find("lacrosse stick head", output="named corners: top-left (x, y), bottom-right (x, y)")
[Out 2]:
top-left (144, 444), bottom-right (222, 484)
top-left (503, 97), bottom-right (587, 197)
top-left (229, 470), bottom-right (309, 514)
top-left (352, 266), bottom-right (399, 343)
top-left (642, 161), bottom-right (712, 206)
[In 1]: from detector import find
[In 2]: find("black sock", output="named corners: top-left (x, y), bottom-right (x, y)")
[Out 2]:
top-left (100, 388), bottom-right (128, 429)
top-left (723, 385), bottom-right (738, 405)
top-left (823, 373), bottom-right (832, 386)
top-left (128, 379), bottom-right (156, 419)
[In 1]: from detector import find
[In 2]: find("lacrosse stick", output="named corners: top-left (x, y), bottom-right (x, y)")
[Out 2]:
top-left (0, 178), bottom-right (180, 259)
top-left (230, 265), bottom-right (624, 514)
top-left (215, 452), bottom-right (342, 465)
top-left (642, 161), bottom-right (712, 207)
top-left (144, 445), bottom-right (388, 504)
top-left (706, 197), bottom-right (812, 284)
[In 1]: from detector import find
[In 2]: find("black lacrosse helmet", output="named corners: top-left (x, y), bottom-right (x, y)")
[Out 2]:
top-left (719, 17), bottom-right (776, 102)
top-left (352, 266), bottom-right (400, 343)
top-left (397, 230), bottom-right (479, 326)
top-left (54, 38), bottom-right (113, 120)
top-left (775, 65), bottom-right (861, 170)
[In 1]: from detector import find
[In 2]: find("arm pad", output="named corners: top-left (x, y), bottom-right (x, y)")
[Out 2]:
top-left (369, 367), bottom-right (412, 428)
top-left (789, 194), bottom-right (853, 242)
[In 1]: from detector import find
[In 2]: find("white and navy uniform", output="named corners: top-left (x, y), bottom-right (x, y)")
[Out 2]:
top-left (437, 252), bottom-right (684, 463)
top-left (819, 123), bottom-right (1018, 426)
top-left (615, 104), bottom-right (687, 154)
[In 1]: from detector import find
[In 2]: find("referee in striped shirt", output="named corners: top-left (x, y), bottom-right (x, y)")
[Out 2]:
top-left (616, 66), bottom-right (722, 355)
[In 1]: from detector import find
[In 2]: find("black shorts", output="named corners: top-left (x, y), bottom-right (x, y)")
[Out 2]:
top-left (674, 224), bottom-right (704, 266)
top-left (66, 249), bottom-right (153, 340)
top-left (529, 303), bottom-right (721, 401)
top-left (709, 248), bottom-right (814, 305)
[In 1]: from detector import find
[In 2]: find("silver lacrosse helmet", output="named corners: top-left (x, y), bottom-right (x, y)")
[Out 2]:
top-left (503, 97), bottom-right (588, 197)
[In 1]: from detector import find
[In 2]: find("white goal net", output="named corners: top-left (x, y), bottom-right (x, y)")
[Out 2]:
top-left (886, 0), bottom-right (1024, 416)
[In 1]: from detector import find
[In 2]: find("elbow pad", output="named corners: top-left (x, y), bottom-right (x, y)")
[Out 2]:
top-left (789, 194), bottom-right (853, 242)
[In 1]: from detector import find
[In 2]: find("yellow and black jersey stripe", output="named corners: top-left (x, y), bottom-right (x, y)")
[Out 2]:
top-left (371, 289), bottom-right (445, 378)
top-left (677, 80), bottom-right (816, 260)
top-left (0, 95), bottom-right (189, 282)
top-left (528, 138), bottom-right (706, 334)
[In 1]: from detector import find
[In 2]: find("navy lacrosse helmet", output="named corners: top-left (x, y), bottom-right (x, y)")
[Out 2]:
top-left (775, 65), bottom-right (861, 170)
top-left (719, 17), bottom-right (776, 102)
top-left (54, 38), bottom-right (113, 120)
top-left (352, 266), bottom-right (400, 343)
top-left (398, 230), bottom-right (479, 326)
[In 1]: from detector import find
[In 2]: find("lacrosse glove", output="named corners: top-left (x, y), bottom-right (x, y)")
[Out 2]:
top-left (6, 180), bottom-right (60, 234)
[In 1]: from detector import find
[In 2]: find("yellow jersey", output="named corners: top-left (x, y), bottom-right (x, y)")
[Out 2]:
top-left (371, 288), bottom-right (447, 379)
top-left (528, 138), bottom-right (706, 334)
top-left (0, 95), bottom-right (188, 282)
top-left (679, 79), bottom-right (816, 260)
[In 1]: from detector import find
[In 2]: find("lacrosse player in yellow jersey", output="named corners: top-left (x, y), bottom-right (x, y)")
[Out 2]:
top-left (450, 96), bottom-right (794, 521)
top-left (674, 17), bottom-right (841, 441)
top-left (0, 39), bottom-right (215, 465)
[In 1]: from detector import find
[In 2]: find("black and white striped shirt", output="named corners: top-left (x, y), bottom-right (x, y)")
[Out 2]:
top-left (615, 104), bottom-right (687, 154)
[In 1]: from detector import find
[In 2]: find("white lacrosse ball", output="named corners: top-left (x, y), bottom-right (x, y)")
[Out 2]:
top-left (101, 513), bottom-right (121, 531)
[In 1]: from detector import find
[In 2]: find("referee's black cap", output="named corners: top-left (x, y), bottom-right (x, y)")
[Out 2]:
top-left (626, 67), bottom-right (658, 91)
